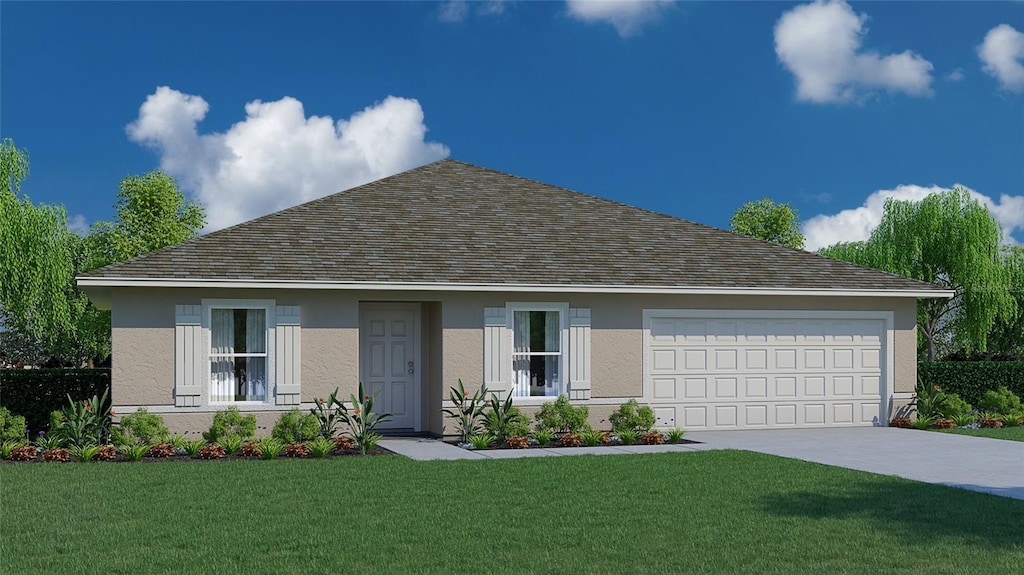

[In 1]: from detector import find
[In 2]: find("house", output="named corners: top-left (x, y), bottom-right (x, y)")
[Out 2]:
top-left (78, 160), bottom-right (952, 435)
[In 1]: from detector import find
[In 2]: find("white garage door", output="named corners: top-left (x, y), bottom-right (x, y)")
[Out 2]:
top-left (644, 311), bottom-right (887, 430)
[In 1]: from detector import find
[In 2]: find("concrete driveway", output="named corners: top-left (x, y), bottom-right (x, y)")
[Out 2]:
top-left (687, 427), bottom-right (1024, 500)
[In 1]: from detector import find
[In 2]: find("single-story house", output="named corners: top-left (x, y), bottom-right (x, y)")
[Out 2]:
top-left (78, 159), bottom-right (952, 435)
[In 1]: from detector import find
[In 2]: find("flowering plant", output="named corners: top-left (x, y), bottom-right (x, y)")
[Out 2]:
top-left (334, 382), bottom-right (391, 455)
top-left (50, 387), bottom-right (112, 447)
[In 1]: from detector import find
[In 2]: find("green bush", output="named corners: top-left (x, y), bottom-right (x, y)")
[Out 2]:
top-left (917, 362), bottom-right (1024, 405)
top-left (608, 399), bottom-right (655, 434)
top-left (914, 383), bottom-right (972, 420)
top-left (271, 409), bottom-right (320, 443)
top-left (202, 407), bottom-right (256, 443)
top-left (0, 369), bottom-right (111, 434)
top-left (942, 394), bottom-right (972, 418)
top-left (534, 395), bottom-right (590, 435)
top-left (978, 386), bottom-right (1022, 414)
top-left (0, 407), bottom-right (27, 442)
top-left (110, 408), bottom-right (170, 446)
top-left (482, 392), bottom-right (530, 443)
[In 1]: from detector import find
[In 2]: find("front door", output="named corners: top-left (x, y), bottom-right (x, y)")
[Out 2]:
top-left (360, 303), bottom-right (420, 430)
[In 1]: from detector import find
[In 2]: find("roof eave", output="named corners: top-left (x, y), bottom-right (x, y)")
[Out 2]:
top-left (75, 276), bottom-right (954, 299)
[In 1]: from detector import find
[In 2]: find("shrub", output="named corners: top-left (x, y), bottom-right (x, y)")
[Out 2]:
top-left (1, 439), bottom-right (25, 459)
top-left (1000, 413), bottom-right (1022, 427)
top-left (912, 417), bottom-right (934, 430)
top-left (918, 362), bottom-right (1024, 405)
top-left (283, 442), bottom-right (309, 458)
top-left (240, 442), bottom-right (262, 457)
top-left (891, 417), bottom-right (912, 428)
top-left (951, 413), bottom-right (977, 427)
top-left (505, 435), bottom-right (529, 449)
top-left (44, 447), bottom-right (71, 462)
top-left (441, 379), bottom-right (487, 443)
top-left (666, 428), bottom-right (686, 443)
top-left (119, 444), bottom-right (148, 462)
top-left (609, 399), bottom-right (656, 434)
top-left (202, 407), bottom-right (256, 443)
top-left (309, 389), bottom-right (342, 439)
top-left (182, 440), bottom-right (205, 457)
top-left (197, 444), bottom-right (225, 460)
top-left (559, 433), bottom-right (583, 448)
top-left (110, 408), bottom-right (169, 446)
top-left (49, 387), bottom-right (112, 447)
top-left (333, 436), bottom-right (355, 451)
top-left (217, 434), bottom-right (244, 455)
top-left (642, 431), bottom-right (665, 445)
top-left (617, 429), bottom-right (639, 445)
top-left (978, 386), bottom-right (1022, 415)
top-left (271, 409), bottom-right (319, 444)
top-left (256, 438), bottom-right (285, 460)
top-left (468, 434), bottom-right (494, 450)
top-left (148, 443), bottom-right (174, 458)
top-left (942, 394), bottom-right (972, 418)
top-left (0, 407), bottom-right (27, 442)
top-left (534, 395), bottom-right (590, 436)
top-left (482, 392), bottom-right (530, 444)
top-left (531, 429), bottom-right (553, 446)
top-left (94, 445), bottom-right (118, 461)
top-left (307, 436), bottom-right (333, 458)
top-left (35, 431), bottom-right (63, 450)
top-left (932, 419), bottom-right (955, 429)
top-left (9, 445), bottom-right (37, 461)
top-left (0, 368), bottom-right (110, 434)
top-left (979, 417), bottom-right (1002, 428)
top-left (581, 429), bottom-right (604, 447)
top-left (336, 382), bottom-right (391, 455)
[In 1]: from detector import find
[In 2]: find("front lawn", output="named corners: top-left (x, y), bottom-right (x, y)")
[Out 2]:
top-left (936, 426), bottom-right (1024, 442)
top-left (2, 451), bottom-right (1022, 574)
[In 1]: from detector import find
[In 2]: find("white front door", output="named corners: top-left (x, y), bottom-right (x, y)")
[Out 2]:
top-left (360, 303), bottom-right (420, 430)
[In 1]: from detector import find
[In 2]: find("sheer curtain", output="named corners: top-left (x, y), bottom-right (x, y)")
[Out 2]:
top-left (544, 311), bottom-right (559, 394)
top-left (246, 310), bottom-right (267, 401)
top-left (513, 311), bottom-right (531, 397)
top-left (210, 309), bottom-right (234, 402)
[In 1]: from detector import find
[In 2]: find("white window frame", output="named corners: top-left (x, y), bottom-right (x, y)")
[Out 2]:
top-left (203, 299), bottom-right (276, 406)
top-left (506, 302), bottom-right (570, 402)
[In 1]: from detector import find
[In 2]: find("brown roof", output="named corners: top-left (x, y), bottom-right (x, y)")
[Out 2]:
top-left (80, 159), bottom-right (946, 293)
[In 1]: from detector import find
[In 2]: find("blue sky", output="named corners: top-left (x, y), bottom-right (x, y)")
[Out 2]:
top-left (2, 1), bottom-right (1022, 250)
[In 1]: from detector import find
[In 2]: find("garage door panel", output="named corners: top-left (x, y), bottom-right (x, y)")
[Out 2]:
top-left (647, 314), bottom-right (884, 430)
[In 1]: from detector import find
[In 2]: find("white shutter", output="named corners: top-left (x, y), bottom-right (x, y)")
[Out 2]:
top-left (483, 307), bottom-right (509, 394)
top-left (275, 306), bottom-right (302, 406)
top-left (568, 308), bottom-right (591, 400)
top-left (174, 305), bottom-right (203, 407)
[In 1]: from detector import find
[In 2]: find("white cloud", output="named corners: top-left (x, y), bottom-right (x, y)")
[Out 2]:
top-left (978, 24), bottom-right (1024, 93)
top-left (945, 68), bottom-right (964, 82)
top-left (67, 214), bottom-right (89, 235)
top-left (438, 1), bottom-right (506, 23)
top-left (802, 185), bottom-right (1024, 251)
top-left (566, 0), bottom-right (673, 37)
top-left (774, 0), bottom-right (933, 103)
top-left (127, 87), bottom-right (449, 231)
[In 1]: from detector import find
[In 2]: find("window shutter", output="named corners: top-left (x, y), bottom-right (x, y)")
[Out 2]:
top-left (174, 305), bottom-right (203, 407)
top-left (568, 308), bottom-right (591, 400)
top-left (275, 306), bottom-right (302, 406)
top-left (483, 307), bottom-right (509, 395)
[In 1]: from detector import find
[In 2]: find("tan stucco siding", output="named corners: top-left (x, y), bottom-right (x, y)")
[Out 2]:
top-left (109, 286), bottom-right (919, 434)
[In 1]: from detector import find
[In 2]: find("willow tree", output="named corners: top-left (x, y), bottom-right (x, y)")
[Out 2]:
top-left (820, 188), bottom-right (1015, 361)
top-left (988, 246), bottom-right (1024, 357)
top-left (0, 139), bottom-right (77, 345)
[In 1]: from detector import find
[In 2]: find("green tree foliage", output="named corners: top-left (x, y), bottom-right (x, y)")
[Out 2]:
top-left (819, 188), bottom-right (1015, 361)
top-left (729, 198), bottom-right (805, 249)
top-left (0, 139), bottom-right (77, 346)
top-left (988, 247), bottom-right (1024, 357)
top-left (85, 170), bottom-right (205, 270)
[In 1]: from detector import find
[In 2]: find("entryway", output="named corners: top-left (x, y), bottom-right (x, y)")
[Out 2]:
top-left (359, 303), bottom-right (421, 431)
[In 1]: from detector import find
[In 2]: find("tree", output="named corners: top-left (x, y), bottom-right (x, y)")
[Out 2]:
top-left (729, 198), bottom-right (805, 249)
top-left (0, 139), bottom-right (77, 345)
top-left (987, 246), bottom-right (1024, 357)
top-left (819, 188), bottom-right (1015, 361)
top-left (85, 170), bottom-right (205, 270)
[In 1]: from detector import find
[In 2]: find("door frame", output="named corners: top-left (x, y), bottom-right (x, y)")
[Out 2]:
top-left (359, 302), bottom-right (422, 432)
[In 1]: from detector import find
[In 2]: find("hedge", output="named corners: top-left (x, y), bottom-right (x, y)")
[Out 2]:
top-left (918, 362), bottom-right (1024, 406)
top-left (0, 369), bottom-right (111, 436)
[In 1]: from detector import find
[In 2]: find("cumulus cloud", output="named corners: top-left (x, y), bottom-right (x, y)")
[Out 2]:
top-left (802, 185), bottom-right (1024, 251)
top-left (127, 87), bottom-right (449, 231)
top-left (978, 24), bottom-right (1024, 93)
top-left (67, 214), bottom-right (89, 235)
top-left (945, 68), bottom-right (964, 82)
top-left (774, 0), bottom-right (933, 103)
top-left (566, 0), bottom-right (673, 37)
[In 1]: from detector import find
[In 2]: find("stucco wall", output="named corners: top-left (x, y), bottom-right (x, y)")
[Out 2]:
top-left (108, 286), bottom-right (920, 435)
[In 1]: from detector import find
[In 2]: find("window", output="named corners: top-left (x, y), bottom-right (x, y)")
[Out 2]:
top-left (510, 305), bottom-right (567, 397)
top-left (210, 308), bottom-right (268, 403)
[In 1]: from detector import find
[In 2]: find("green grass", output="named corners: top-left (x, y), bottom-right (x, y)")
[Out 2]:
top-left (2, 451), bottom-right (1022, 574)
top-left (936, 426), bottom-right (1024, 442)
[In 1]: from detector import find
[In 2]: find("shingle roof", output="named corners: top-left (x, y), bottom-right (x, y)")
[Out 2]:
top-left (80, 159), bottom-right (945, 293)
